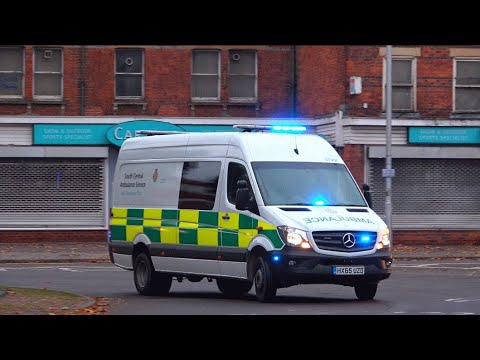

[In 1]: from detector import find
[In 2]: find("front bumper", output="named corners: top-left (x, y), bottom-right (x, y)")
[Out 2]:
top-left (266, 248), bottom-right (393, 287)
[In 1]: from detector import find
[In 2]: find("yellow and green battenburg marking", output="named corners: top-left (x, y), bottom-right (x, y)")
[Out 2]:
top-left (110, 208), bottom-right (284, 249)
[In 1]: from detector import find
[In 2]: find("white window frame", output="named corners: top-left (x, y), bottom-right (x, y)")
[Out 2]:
top-left (33, 47), bottom-right (64, 100)
top-left (229, 50), bottom-right (258, 103)
top-left (0, 47), bottom-right (25, 99)
top-left (191, 49), bottom-right (221, 102)
top-left (453, 57), bottom-right (480, 113)
top-left (114, 48), bottom-right (145, 100)
top-left (382, 56), bottom-right (416, 112)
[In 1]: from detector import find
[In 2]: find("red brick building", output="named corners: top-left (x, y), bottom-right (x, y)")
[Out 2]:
top-left (297, 46), bottom-right (480, 244)
top-left (0, 45), bottom-right (299, 243)
top-left (1, 45), bottom-right (479, 244)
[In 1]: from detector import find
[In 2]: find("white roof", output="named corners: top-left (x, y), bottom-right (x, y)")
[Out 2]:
top-left (120, 132), bottom-right (343, 164)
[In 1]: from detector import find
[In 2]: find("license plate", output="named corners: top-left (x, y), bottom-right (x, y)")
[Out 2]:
top-left (333, 266), bottom-right (365, 275)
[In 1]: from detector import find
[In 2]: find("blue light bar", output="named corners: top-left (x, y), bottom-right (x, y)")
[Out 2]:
top-left (272, 255), bottom-right (280, 262)
top-left (360, 236), bottom-right (371, 242)
top-left (272, 125), bottom-right (307, 132)
top-left (314, 200), bottom-right (325, 206)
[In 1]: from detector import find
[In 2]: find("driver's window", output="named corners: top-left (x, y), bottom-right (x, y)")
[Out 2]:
top-left (227, 162), bottom-right (253, 205)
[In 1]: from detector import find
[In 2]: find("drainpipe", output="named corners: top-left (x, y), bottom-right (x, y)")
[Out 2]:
top-left (291, 45), bottom-right (297, 118)
top-left (80, 46), bottom-right (86, 116)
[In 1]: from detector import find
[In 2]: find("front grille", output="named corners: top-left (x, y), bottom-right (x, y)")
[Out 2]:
top-left (312, 231), bottom-right (377, 252)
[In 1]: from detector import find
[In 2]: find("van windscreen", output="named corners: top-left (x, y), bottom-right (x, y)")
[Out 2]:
top-left (251, 162), bottom-right (366, 207)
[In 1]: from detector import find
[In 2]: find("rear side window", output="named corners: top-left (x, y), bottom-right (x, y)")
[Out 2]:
top-left (179, 161), bottom-right (221, 210)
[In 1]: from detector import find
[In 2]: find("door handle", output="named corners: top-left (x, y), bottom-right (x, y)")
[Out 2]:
top-left (222, 214), bottom-right (230, 220)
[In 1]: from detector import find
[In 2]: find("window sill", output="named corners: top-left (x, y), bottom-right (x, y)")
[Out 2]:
top-left (228, 100), bottom-right (259, 107)
top-left (380, 111), bottom-right (421, 119)
top-left (0, 98), bottom-right (28, 105)
top-left (190, 100), bottom-right (222, 106)
top-left (32, 99), bottom-right (65, 105)
top-left (450, 112), bottom-right (480, 119)
top-left (113, 100), bottom-right (147, 111)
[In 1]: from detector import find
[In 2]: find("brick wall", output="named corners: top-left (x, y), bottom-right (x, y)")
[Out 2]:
top-left (0, 230), bottom-right (107, 243)
top-left (394, 230), bottom-right (480, 245)
top-left (0, 46), bottom-right (81, 116)
top-left (0, 45), bottom-right (293, 118)
top-left (342, 144), bottom-right (365, 186)
top-left (296, 45), bottom-right (463, 119)
top-left (345, 46), bottom-right (455, 118)
top-left (296, 46), bottom-right (346, 117)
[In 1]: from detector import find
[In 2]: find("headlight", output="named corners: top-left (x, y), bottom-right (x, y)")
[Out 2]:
top-left (277, 226), bottom-right (311, 249)
top-left (376, 227), bottom-right (390, 250)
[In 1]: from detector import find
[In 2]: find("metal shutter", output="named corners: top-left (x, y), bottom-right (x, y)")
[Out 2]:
top-left (0, 158), bottom-right (106, 228)
top-left (368, 158), bottom-right (480, 229)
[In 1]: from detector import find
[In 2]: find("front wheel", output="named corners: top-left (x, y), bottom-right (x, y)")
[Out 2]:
top-left (354, 283), bottom-right (378, 301)
top-left (134, 252), bottom-right (172, 296)
top-left (253, 256), bottom-right (277, 302)
top-left (216, 279), bottom-right (252, 298)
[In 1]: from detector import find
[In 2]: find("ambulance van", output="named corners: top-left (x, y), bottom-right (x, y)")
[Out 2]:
top-left (108, 125), bottom-right (392, 302)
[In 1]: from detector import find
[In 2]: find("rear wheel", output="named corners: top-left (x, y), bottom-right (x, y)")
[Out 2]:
top-left (134, 252), bottom-right (172, 296)
top-left (253, 256), bottom-right (277, 302)
top-left (354, 283), bottom-right (378, 301)
top-left (216, 279), bottom-right (252, 298)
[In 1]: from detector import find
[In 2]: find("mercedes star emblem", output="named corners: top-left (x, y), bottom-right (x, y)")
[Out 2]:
top-left (342, 233), bottom-right (356, 248)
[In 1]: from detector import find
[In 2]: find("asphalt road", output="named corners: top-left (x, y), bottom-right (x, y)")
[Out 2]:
top-left (1, 261), bottom-right (479, 315)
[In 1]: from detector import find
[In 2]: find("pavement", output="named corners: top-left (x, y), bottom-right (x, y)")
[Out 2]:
top-left (0, 241), bottom-right (480, 263)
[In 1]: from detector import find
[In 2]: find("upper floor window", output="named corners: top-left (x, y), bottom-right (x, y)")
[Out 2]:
top-left (115, 48), bottom-right (144, 99)
top-left (34, 48), bottom-right (63, 100)
top-left (229, 50), bottom-right (257, 102)
top-left (454, 59), bottom-right (480, 112)
top-left (384, 57), bottom-right (416, 111)
top-left (0, 47), bottom-right (24, 98)
top-left (191, 50), bottom-right (220, 101)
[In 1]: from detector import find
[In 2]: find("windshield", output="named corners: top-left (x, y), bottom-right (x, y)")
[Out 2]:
top-left (251, 162), bottom-right (367, 207)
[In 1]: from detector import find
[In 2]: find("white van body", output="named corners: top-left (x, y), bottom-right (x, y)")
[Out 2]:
top-left (108, 131), bottom-right (392, 302)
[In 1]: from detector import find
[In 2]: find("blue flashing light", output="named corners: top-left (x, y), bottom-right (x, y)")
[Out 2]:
top-left (272, 255), bottom-right (281, 262)
top-left (272, 125), bottom-right (307, 132)
top-left (360, 235), bottom-right (371, 242)
top-left (312, 196), bottom-right (328, 206)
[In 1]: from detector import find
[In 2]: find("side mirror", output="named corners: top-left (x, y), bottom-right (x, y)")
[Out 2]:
top-left (235, 180), bottom-right (250, 211)
top-left (363, 183), bottom-right (372, 208)
top-left (236, 189), bottom-right (250, 211)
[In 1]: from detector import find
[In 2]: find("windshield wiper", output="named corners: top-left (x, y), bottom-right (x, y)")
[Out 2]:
top-left (280, 203), bottom-right (312, 206)
top-left (330, 203), bottom-right (366, 207)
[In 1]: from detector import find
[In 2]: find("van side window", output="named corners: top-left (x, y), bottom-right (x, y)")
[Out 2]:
top-left (179, 161), bottom-right (221, 210)
top-left (226, 162), bottom-right (252, 201)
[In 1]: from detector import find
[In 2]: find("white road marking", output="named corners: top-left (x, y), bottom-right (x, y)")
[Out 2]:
top-left (396, 265), bottom-right (480, 270)
top-left (393, 311), bottom-right (406, 314)
top-left (0, 265), bottom-right (121, 272)
top-left (420, 312), bottom-right (445, 314)
top-left (396, 263), bottom-right (440, 267)
top-left (452, 312), bottom-right (475, 315)
top-left (445, 298), bottom-right (480, 303)
top-left (58, 267), bottom-right (80, 272)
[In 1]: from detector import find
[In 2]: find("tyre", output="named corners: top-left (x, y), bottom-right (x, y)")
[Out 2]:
top-left (134, 252), bottom-right (172, 296)
top-left (354, 283), bottom-right (378, 301)
top-left (216, 278), bottom-right (252, 298)
top-left (253, 256), bottom-right (277, 302)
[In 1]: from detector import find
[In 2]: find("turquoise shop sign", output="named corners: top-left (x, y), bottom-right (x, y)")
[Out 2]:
top-left (34, 124), bottom-right (112, 145)
top-left (409, 127), bottom-right (480, 144)
top-left (34, 121), bottom-right (241, 147)
top-left (105, 120), bottom-right (185, 147)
